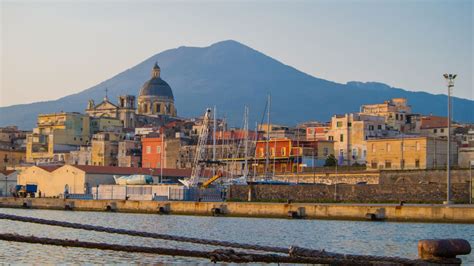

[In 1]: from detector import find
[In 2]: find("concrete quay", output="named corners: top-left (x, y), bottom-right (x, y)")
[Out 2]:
top-left (0, 197), bottom-right (473, 223)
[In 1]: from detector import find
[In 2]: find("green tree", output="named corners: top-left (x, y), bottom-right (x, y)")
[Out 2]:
top-left (324, 154), bottom-right (337, 167)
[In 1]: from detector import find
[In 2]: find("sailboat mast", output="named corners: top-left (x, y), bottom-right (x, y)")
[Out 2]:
top-left (243, 106), bottom-right (249, 179)
top-left (265, 94), bottom-right (271, 180)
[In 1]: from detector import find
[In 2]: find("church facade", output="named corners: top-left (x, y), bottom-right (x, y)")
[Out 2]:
top-left (86, 63), bottom-right (178, 128)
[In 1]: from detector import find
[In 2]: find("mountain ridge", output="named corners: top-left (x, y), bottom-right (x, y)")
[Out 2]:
top-left (1, 40), bottom-right (472, 129)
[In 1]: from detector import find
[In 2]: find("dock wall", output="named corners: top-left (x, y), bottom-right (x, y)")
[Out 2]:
top-left (0, 197), bottom-right (473, 223)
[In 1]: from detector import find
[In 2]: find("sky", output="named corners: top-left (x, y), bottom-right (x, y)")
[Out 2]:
top-left (1, 0), bottom-right (472, 107)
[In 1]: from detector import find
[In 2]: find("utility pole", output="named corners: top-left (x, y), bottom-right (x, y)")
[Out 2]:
top-left (443, 73), bottom-right (456, 205)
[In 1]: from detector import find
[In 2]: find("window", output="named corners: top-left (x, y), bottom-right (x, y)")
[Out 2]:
top-left (400, 114), bottom-right (404, 121)
top-left (369, 125), bottom-right (374, 131)
top-left (146, 146), bottom-right (151, 154)
top-left (415, 159), bottom-right (420, 168)
top-left (371, 160), bottom-right (378, 169)
top-left (386, 143), bottom-right (391, 152)
top-left (339, 149), bottom-right (344, 156)
top-left (396, 114), bottom-right (399, 120)
top-left (377, 125), bottom-right (382, 130)
top-left (281, 147), bottom-right (286, 156)
top-left (385, 160), bottom-right (392, 169)
top-left (259, 148), bottom-right (264, 157)
top-left (372, 144), bottom-right (376, 153)
top-left (352, 148), bottom-right (357, 156)
top-left (271, 148), bottom-right (275, 157)
top-left (416, 142), bottom-right (420, 151)
top-left (434, 129), bottom-right (437, 133)
top-left (440, 128), bottom-right (445, 133)
top-left (337, 121), bottom-right (343, 127)
top-left (363, 150), bottom-right (367, 158)
top-left (323, 147), bottom-right (329, 156)
top-left (340, 134), bottom-right (344, 142)
top-left (156, 146), bottom-right (161, 154)
top-left (307, 128), bottom-right (314, 135)
top-left (328, 136), bottom-right (334, 141)
top-left (348, 122), bottom-right (352, 127)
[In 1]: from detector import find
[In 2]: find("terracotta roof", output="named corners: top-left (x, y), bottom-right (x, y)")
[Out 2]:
top-left (72, 165), bottom-right (195, 177)
top-left (0, 170), bottom-right (17, 175)
top-left (37, 165), bottom-right (62, 172)
top-left (420, 116), bottom-right (448, 129)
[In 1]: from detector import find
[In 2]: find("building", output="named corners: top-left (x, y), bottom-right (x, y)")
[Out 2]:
top-left (26, 112), bottom-right (91, 164)
top-left (413, 115), bottom-right (454, 138)
top-left (360, 98), bottom-right (412, 131)
top-left (0, 170), bottom-right (18, 196)
top-left (68, 146), bottom-right (92, 165)
top-left (306, 125), bottom-right (330, 141)
top-left (91, 132), bottom-right (122, 166)
top-left (327, 113), bottom-right (397, 166)
top-left (253, 138), bottom-right (334, 174)
top-left (90, 117), bottom-right (124, 134)
top-left (86, 63), bottom-right (178, 129)
top-left (142, 133), bottom-right (191, 169)
top-left (17, 165), bottom-right (195, 197)
top-left (137, 63), bottom-right (177, 117)
top-left (366, 136), bottom-right (457, 170)
top-left (118, 138), bottom-right (142, 167)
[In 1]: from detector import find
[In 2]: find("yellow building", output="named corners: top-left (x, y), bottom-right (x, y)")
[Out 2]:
top-left (366, 136), bottom-right (456, 170)
top-left (26, 112), bottom-right (91, 164)
top-left (0, 149), bottom-right (26, 170)
top-left (91, 132), bottom-right (122, 166)
top-left (17, 164), bottom-right (193, 197)
top-left (360, 98), bottom-right (412, 131)
top-left (327, 113), bottom-right (392, 166)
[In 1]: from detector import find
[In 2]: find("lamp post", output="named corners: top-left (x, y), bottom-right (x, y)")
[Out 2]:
top-left (443, 73), bottom-right (456, 205)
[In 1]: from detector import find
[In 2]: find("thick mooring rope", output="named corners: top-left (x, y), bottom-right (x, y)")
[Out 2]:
top-left (0, 213), bottom-right (286, 253)
top-left (0, 213), bottom-right (450, 265)
top-left (0, 233), bottom-right (378, 264)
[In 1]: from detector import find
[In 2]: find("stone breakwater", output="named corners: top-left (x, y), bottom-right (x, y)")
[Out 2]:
top-left (229, 184), bottom-right (471, 203)
top-left (0, 197), bottom-right (473, 223)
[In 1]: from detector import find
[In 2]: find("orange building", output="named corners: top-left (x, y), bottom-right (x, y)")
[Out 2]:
top-left (141, 136), bottom-right (164, 169)
top-left (253, 138), bottom-right (334, 174)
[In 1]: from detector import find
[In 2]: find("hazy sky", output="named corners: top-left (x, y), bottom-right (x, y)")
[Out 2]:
top-left (1, 0), bottom-right (472, 107)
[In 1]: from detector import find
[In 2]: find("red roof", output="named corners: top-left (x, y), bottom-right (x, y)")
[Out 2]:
top-left (0, 170), bottom-right (17, 176)
top-left (37, 165), bottom-right (62, 172)
top-left (420, 116), bottom-right (448, 129)
top-left (71, 165), bottom-right (193, 177)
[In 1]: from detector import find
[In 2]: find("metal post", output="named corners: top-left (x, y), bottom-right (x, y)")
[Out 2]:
top-left (160, 133), bottom-right (163, 183)
top-left (470, 161), bottom-right (473, 205)
top-left (312, 149), bottom-right (315, 184)
top-left (334, 161), bottom-right (338, 201)
top-left (443, 74), bottom-right (456, 205)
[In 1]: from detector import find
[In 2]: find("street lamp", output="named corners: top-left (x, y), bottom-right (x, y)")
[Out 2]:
top-left (443, 73), bottom-right (456, 205)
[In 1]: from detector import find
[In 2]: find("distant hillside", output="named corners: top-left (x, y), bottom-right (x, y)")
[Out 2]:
top-left (0, 40), bottom-right (472, 129)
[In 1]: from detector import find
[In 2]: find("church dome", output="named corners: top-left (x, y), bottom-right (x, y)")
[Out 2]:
top-left (138, 63), bottom-right (174, 100)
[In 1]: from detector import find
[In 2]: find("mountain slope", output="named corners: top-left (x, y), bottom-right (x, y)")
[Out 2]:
top-left (1, 40), bottom-right (472, 129)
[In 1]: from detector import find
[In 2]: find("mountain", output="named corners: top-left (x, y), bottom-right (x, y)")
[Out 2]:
top-left (0, 40), bottom-right (473, 129)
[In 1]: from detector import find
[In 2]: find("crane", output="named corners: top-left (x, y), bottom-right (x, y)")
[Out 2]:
top-left (181, 108), bottom-right (212, 187)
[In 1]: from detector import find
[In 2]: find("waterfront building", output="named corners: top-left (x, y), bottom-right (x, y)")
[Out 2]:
top-left (18, 165), bottom-right (194, 197)
top-left (0, 170), bottom-right (18, 196)
top-left (359, 98), bottom-right (412, 131)
top-left (26, 112), bottom-right (91, 164)
top-left (0, 149), bottom-right (26, 170)
top-left (366, 136), bottom-right (457, 170)
top-left (327, 113), bottom-right (397, 166)
top-left (253, 138), bottom-right (334, 174)
top-left (91, 132), bottom-right (122, 166)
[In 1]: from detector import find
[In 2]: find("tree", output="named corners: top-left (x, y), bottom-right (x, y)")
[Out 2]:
top-left (324, 154), bottom-right (337, 167)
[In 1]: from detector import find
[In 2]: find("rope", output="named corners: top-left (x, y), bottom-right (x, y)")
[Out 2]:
top-left (0, 213), bottom-right (287, 253)
top-left (0, 233), bottom-right (378, 264)
top-left (0, 213), bottom-right (451, 265)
